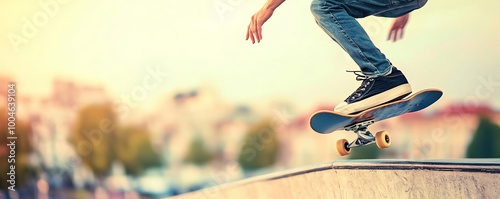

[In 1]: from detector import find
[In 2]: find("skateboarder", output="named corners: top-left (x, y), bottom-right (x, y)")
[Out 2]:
top-left (245, 0), bottom-right (428, 114)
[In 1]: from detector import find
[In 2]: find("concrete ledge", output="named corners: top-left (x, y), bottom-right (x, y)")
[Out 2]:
top-left (170, 159), bottom-right (500, 199)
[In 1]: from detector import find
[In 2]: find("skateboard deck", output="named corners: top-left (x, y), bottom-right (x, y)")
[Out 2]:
top-left (310, 89), bottom-right (443, 134)
top-left (309, 88), bottom-right (443, 156)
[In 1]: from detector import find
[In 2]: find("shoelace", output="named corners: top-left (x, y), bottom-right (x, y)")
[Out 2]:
top-left (346, 70), bottom-right (374, 101)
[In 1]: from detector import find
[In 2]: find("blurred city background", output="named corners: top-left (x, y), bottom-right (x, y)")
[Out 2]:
top-left (1, 0), bottom-right (500, 198)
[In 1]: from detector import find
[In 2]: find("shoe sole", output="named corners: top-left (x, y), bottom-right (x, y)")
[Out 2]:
top-left (334, 84), bottom-right (412, 114)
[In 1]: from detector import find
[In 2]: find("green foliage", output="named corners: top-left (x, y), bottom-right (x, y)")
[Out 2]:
top-left (0, 108), bottom-right (36, 190)
top-left (70, 103), bottom-right (116, 178)
top-left (184, 136), bottom-right (213, 166)
top-left (115, 126), bottom-right (162, 176)
top-left (237, 119), bottom-right (280, 171)
top-left (70, 104), bottom-right (162, 178)
top-left (348, 143), bottom-right (380, 160)
top-left (466, 116), bottom-right (500, 158)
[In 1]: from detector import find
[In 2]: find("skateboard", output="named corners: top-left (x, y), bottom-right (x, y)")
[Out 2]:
top-left (309, 89), bottom-right (443, 156)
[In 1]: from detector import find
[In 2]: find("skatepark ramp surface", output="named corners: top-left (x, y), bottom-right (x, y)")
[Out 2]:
top-left (169, 159), bottom-right (500, 199)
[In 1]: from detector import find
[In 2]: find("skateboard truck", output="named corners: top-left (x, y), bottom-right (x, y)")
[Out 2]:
top-left (344, 120), bottom-right (376, 148)
top-left (335, 119), bottom-right (391, 156)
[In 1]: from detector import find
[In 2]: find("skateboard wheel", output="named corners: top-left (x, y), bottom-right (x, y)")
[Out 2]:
top-left (336, 139), bottom-right (351, 156)
top-left (375, 131), bottom-right (391, 149)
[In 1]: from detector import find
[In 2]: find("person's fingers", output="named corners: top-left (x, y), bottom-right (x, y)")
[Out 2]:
top-left (389, 26), bottom-right (405, 42)
top-left (396, 29), bottom-right (402, 42)
top-left (247, 17), bottom-right (255, 43)
top-left (250, 30), bottom-right (255, 44)
top-left (399, 28), bottom-right (404, 41)
top-left (388, 29), bottom-right (395, 41)
top-left (246, 24), bottom-right (250, 40)
top-left (391, 29), bottom-right (397, 42)
top-left (248, 26), bottom-right (255, 44)
top-left (256, 19), bottom-right (262, 43)
top-left (257, 21), bottom-right (262, 41)
top-left (394, 28), bottom-right (402, 42)
top-left (253, 18), bottom-right (260, 43)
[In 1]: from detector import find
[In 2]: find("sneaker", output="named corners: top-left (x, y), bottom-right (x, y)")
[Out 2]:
top-left (334, 67), bottom-right (412, 114)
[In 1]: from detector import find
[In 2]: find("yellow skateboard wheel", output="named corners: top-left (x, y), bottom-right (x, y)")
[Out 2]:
top-left (375, 131), bottom-right (391, 148)
top-left (336, 139), bottom-right (351, 156)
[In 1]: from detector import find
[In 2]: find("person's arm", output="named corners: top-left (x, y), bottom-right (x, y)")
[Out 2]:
top-left (387, 14), bottom-right (410, 42)
top-left (246, 0), bottom-right (286, 44)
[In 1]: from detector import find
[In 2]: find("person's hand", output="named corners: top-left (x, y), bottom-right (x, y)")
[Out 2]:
top-left (246, 8), bottom-right (274, 44)
top-left (387, 14), bottom-right (410, 42)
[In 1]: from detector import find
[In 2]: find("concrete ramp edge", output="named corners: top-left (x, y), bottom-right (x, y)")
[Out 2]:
top-left (170, 159), bottom-right (500, 199)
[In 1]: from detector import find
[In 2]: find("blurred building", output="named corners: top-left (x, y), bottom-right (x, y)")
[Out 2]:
top-left (29, 78), bottom-right (109, 189)
top-left (4, 74), bottom-right (500, 197)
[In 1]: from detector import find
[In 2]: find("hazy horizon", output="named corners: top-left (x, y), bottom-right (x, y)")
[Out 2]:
top-left (2, 0), bottom-right (500, 112)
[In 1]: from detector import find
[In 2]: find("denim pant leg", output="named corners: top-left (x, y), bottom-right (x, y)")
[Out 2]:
top-left (310, 0), bottom-right (427, 77)
top-left (375, 0), bottom-right (428, 18)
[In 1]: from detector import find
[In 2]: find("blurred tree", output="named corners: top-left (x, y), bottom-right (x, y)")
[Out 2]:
top-left (69, 103), bottom-right (116, 178)
top-left (348, 143), bottom-right (380, 159)
top-left (237, 119), bottom-right (280, 171)
top-left (71, 104), bottom-right (163, 180)
top-left (115, 126), bottom-right (162, 176)
top-left (184, 135), bottom-right (213, 166)
top-left (0, 107), bottom-right (37, 190)
top-left (466, 115), bottom-right (500, 158)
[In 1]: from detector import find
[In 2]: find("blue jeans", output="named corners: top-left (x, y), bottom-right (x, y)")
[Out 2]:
top-left (311, 0), bottom-right (428, 77)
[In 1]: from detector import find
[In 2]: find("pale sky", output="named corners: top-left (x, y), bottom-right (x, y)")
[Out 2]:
top-left (1, 0), bottom-right (500, 112)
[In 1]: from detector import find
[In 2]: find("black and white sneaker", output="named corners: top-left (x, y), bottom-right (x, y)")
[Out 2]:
top-left (334, 67), bottom-right (412, 114)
